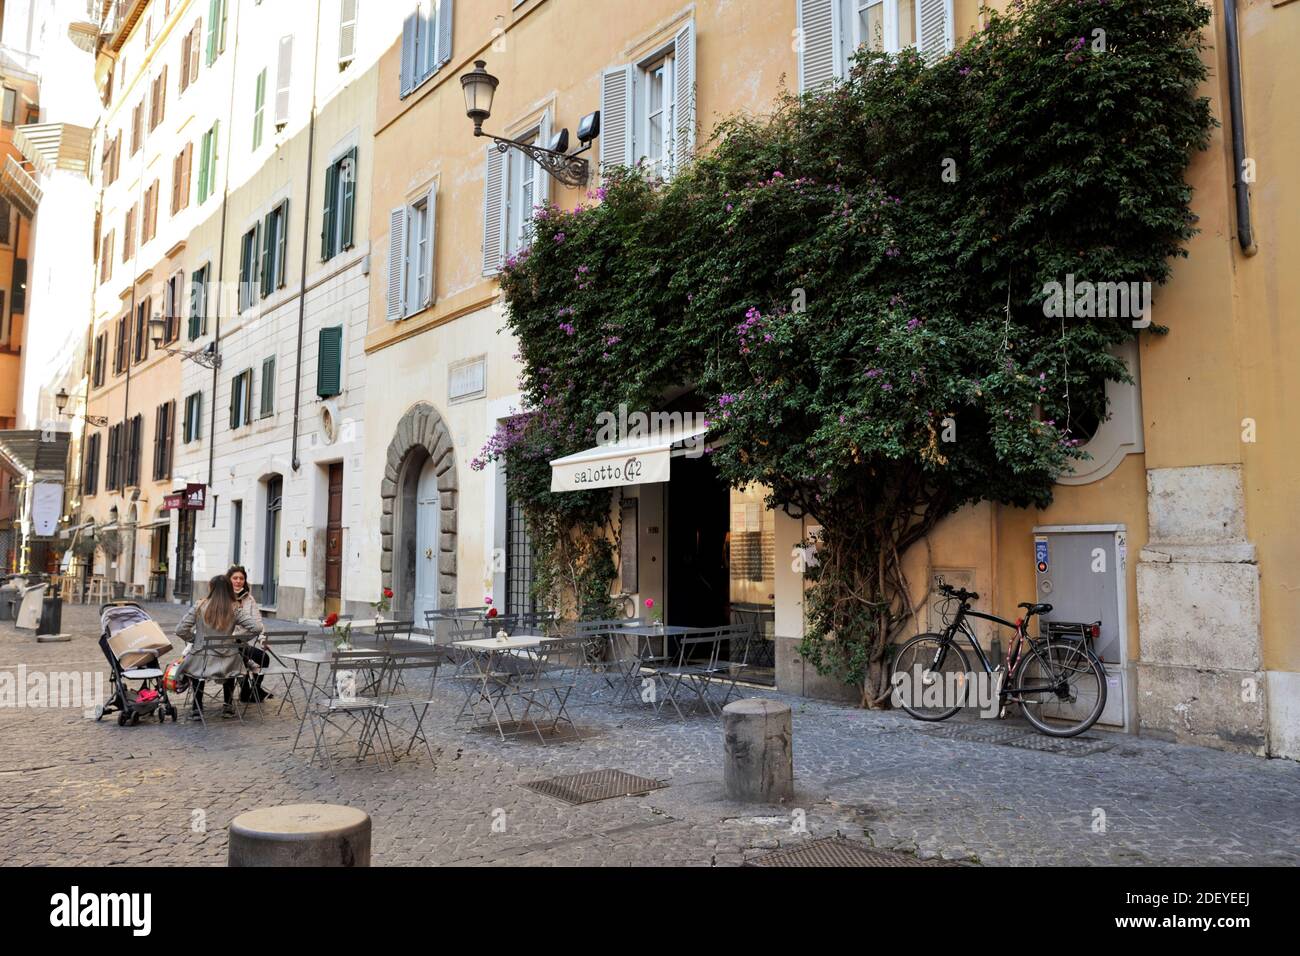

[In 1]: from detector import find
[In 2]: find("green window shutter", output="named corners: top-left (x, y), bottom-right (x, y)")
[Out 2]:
top-left (340, 147), bottom-right (357, 250)
top-left (229, 373), bottom-right (238, 429)
top-left (321, 159), bottom-right (337, 260)
top-left (275, 201), bottom-right (288, 287)
top-left (317, 325), bottom-right (343, 397)
top-left (260, 356), bottom-right (275, 416)
top-left (197, 131), bottom-right (210, 203)
top-left (188, 266), bottom-right (202, 339)
top-left (208, 120), bottom-right (219, 196)
top-left (260, 212), bottom-right (273, 297)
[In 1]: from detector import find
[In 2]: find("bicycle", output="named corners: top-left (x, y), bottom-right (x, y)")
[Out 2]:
top-left (890, 581), bottom-right (1107, 738)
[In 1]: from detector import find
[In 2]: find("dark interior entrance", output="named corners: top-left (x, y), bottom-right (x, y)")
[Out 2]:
top-left (325, 463), bottom-right (344, 614)
top-left (665, 453), bottom-right (729, 627)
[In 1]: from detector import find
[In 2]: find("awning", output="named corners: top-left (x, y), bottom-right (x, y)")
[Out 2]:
top-left (0, 429), bottom-right (69, 475)
top-left (549, 422), bottom-right (710, 492)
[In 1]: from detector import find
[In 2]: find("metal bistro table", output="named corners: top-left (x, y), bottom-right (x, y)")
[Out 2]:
top-left (603, 623), bottom-right (712, 704)
top-left (282, 646), bottom-right (387, 753)
top-left (452, 633), bottom-right (548, 740)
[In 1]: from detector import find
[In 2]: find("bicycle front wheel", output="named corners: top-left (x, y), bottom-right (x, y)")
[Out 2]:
top-left (890, 634), bottom-right (971, 722)
top-left (1015, 642), bottom-right (1107, 737)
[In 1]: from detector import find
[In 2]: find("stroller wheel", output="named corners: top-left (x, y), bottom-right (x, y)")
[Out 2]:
top-left (117, 712), bottom-right (129, 726)
top-left (159, 709), bottom-right (167, 723)
top-left (168, 705), bottom-right (178, 722)
top-left (130, 712), bottom-right (141, 726)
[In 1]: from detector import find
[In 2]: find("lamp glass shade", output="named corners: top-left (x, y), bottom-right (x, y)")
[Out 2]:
top-left (147, 315), bottom-right (166, 347)
top-left (54, 388), bottom-right (68, 413)
top-left (461, 61), bottom-right (498, 125)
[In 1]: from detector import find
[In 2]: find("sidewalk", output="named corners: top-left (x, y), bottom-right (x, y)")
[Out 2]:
top-left (1, 603), bottom-right (1297, 866)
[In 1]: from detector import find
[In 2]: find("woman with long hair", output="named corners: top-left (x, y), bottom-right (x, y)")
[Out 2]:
top-left (176, 574), bottom-right (261, 719)
top-left (227, 564), bottom-right (271, 703)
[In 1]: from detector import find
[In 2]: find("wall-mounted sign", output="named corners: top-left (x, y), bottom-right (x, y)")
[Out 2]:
top-left (550, 451), bottom-right (669, 492)
top-left (165, 483), bottom-right (207, 511)
top-left (31, 482), bottom-right (63, 536)
top-left (1034, 536), bottom-right (1049, 573)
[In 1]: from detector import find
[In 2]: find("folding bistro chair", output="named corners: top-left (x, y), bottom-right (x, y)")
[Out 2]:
top-left (371, 649), bottom-right (443, 761)
top-left (711, 623), bottom-right (756, 707)
top-left (655, 629), bottom-right (729, 719)
top-left (515, 635), bottom-right (589, 741)
top-left (182, 631), bottom-right (257, 728)
top-left (305, 650), bottom-right (392, 770)
top-left (257, 630), bottom-right (309, 718)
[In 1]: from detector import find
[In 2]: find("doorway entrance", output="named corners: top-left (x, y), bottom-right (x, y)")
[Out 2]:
top-left (324, 463), bottom-right (344, 615)
top-left (412, 457), bottom-right (440, 623)
top-left (665, 453), bottom-right (730, 627)
top-left (174, 508), bottom-right (195, 599)
top-left (263, 475), bottom-right (282, 606)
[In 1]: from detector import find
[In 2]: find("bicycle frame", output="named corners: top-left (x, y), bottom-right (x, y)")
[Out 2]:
top-left (937, 603), bottom-right (1074, 701)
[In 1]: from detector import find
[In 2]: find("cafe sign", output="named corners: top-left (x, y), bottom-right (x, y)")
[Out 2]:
top-left (550, 452), bottom-right (670, 492)
top-left (164, 483), bottom-right (207, 511)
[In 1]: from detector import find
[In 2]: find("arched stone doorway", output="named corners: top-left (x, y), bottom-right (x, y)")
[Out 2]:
top-left (381, 403), bottom-right (458, 618)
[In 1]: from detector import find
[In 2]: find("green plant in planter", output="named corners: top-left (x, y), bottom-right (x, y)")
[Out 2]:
top-left (485, 0), bottom-right (1214, 703)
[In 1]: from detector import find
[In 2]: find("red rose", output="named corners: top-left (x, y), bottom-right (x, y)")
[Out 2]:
top-left (383, 588), bottom-right (393, 598)
top-left (487, 607), bottom-right (498, 618)
top-left (323, 612), bottom-right (339, 627)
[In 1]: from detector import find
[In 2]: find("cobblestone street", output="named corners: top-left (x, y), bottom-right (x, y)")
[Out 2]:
top-left (2, 604), bottom-right (1298, 867)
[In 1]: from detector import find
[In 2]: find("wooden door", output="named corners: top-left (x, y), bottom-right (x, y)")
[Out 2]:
top-left (325, 463), bottom-right (344, 609)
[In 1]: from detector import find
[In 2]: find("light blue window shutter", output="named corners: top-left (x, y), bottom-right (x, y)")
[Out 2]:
top-left (482, 144), bottom-right (505, 274)
top-left (797, 0), bottom-right (839, 92)
top-left (536, 112), bottom-right (551, 208)
top-left (599, 65), bottom-right (633, 169)
top-left (317, 326), bottom-right (343, 397)
top-left (918, 0), bottom-right (954, 64)
top-left (387, 205), bottom-right (406, 320)
top-left (673, 20), bottom-right (696, 171)
top-left (424, 187), bottom-right (437, 308)
top-left (400, 12), bottom-right (418, 96)
top-left (436, 0), bottom-right (453, 68)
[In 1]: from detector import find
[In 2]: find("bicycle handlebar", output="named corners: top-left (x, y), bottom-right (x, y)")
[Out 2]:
top-left (937, 583), bottom-right (979, 602)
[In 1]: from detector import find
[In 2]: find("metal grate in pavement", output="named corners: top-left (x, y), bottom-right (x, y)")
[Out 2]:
top-left (747, 836), bottom-right (951, 867)
top-left (521, 769), bottom-right (668, 805)
top-left (911, 721), bottom-right (1113, 756)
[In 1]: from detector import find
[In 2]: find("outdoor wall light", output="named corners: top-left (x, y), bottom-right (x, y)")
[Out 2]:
top-left (55, 388), bottom-right (108, 427)
top-left (460, 59), bottom-right (600, 188)
top-left (147, 315), bottom-right (223, 369)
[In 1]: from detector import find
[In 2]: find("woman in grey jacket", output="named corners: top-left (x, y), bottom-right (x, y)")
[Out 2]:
top-left (177, 574), bottom-right (261, 719)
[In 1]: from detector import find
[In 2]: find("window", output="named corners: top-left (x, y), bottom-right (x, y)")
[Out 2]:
top-left (133, 297), bottom-right (150, 364)
top-left (238, 223), bottom-right (260, 311)
top-left (274, 35), bottom-right (293, 129)
top-left (122, 204), bottom-right (136, 261)
top-left (172, 143), bottom-right (191, 213)
top-left (149, 66), bottom-right (168, 130)
top-left (105, 423), bottom-right (123, 491)
top-left (338, 0), bottom-right (358, 68)
top-left (386, 186), bottom-right (435, 319)
top-left (99, 230), bottom-right (114, 283)
top-left (91, 332), bottom-right (107, 387)
top-left (152, 400), bottom-right (175, 481)
top-left (82, 433), bottom-right (101, 496)
top-left (130, 100), bottom-right (143, 154)
top-left (113, 313), bottom-right (128, 373)
top-left (850, 0), bottom-right (916, 54)
top-left (252, 69), bottom-right (266, 150)
top-left (125, 414), bottom-right (144, 487)
top-left (180, 17), bottom-right (202, 91)
top-left (505, 491), bottom-right (537, 615)
top-left (321, 147), bottom-right (356, 260)
top-left (1, 88), bottom-right (15, 127)
top-left (197, 121), bottom-right (219, 203)
top-left (101, 132), bottom-right (121, 186)
top-left (182, 391), bottom-right (203, 442)
top-left (316, 326), bottom-right (343, 397)
top-left (164, 272), bottom-right (184, 343)
top-left (205, 0), bottom-right (228, 66)
top-left (599, 22), bottom-right (695, 178)
top-left (231, 499), bottom-right (243, 563)
top-left (261, 200), bottom-right (289, 296)
top-left (505, 133), bottom-right (538, 257)
top-left (0, 198), bottom-right (10, 244)
top-left (399, 0), bottom-right (454, 97)
top-left (482, 115), bottom-right (546, 275)
top-left (260, 356), bottom-right (275, 417)
top-left (142, 180), bottom-right (159, 243)
top-left (229, 368), bottom-right (253, 428)
top-left (11, 259), bottom-right (25, 314)
top-left (188, 262), bottom-right (209, 339)
top-left (263, 476), bottom-right (282, 605)
top-left (797, 0), bottom-right (950, 92)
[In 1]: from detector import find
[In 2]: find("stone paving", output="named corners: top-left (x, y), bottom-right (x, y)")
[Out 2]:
top-left (1, 603), bottom-right (1298, 866)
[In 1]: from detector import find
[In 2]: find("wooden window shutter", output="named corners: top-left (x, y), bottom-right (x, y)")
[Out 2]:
top-left (260, 211), bottom-right (274, 297)
top-left (180, 31), bottom-right (191, 92)
top-left (171, 152), bottom-right (181, 213)
top-left (400, 12), bottom-right (418, 96)
top-left (481, 144), bottom-right (505, 274)
top-left (386, 205), bottom-right (406, 320)
top-left (275, 201), bottom-right (289, 288)
top-left (152, 405), bottom-right (162, 480)
top-left (599, 65), bottom-right (634, 169)
top-left (423, 186), bottom-right (436, 308)
top-left (339, 0), bottom-right (358, 66)
top-left (182, 142), bottom-right (192, 207)
top-left (917, 0), bottom-right (954, 64)
top-left (190, 18), bottom-right (202, 83)
top-left (340, 147), bottom-right (356, 250)
top-left (275, 35), bottom-right (293, 128)
top-left (436, 0), bottom-right (454, 68)
top-left (157, 65), bottom-right (167, 125)
top-left (260, 356), bottom-right (275, 416)
top-left (321, 159), bottom-right (338, 260)
top-left (317, 326), bottom-right (343, 397)
top-left (796, 0), bottom-right (839, 93)
top-left (673, 21), bottom-right (696, 170)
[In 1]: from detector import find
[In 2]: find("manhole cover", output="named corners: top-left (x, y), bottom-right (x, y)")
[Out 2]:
top-left (522, 769), bottom-right (668, 805)
top-left (748, 837), bottom-right (951, 867)
top-left (1003, 735), bottom-right (1114, 756)
top-left (914, 723), bottom-right (1028, 744)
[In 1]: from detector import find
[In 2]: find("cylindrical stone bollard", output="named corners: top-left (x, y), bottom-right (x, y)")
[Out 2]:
top-left (723, 699), bottom-right (794, 803)
top-left (228, 803), bottom-right (371, 867)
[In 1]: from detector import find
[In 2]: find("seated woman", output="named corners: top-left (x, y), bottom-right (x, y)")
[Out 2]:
top-left (227, 564), bottom-right (272, 703)
top-left (176, 574), bottom-right (261, 720)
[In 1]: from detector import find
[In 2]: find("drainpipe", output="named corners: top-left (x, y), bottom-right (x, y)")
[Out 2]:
top-left (290, 0), bottom-right (323, 473)
top-left (1223, 0), bottom-right (1257, 256)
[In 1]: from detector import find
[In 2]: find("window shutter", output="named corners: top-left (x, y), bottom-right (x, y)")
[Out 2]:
top-left (386, 205), bottom-right (406, 320)
top-left (165, 401), bottom-right (174, 476)
top-left (181, 142), bottom-right (191, 207)
top-left (152, 405), bottom-right (162, 480)
top-left (340, 147), bottom-right (356, 250)
top-left (317, 326), bottom-right (343, 397)
top-left (400, 12), bottom-right (418, 96)
top-left (229, 373), bottom-right (239, 429)
top-left (321, 160), bottom-right (338, 260)
top-left (423, 186), bottom-right (436, 308)
top-left (482, 144), bottom-right (505, 274)
top-left (261, 356), bottom-right (275, 416)
top-left (599, 65), bottom-right (634, 169)
top-left (673, 21), bottom-right (696, 170)
top-left (261, 211), bottom-right (274, 297)
top-left (180, 31), bottom-right (191, 92)
top-left (797, 0), bottom-right (839, 93)
top-left (276, 201), bottom-right (289, 288)
top-left (436, 0), bottom-right (454, 68)
top-left (536, 113), bottom-right (551, 208)
top-left (218, 0), bottom-right (228, 54)
top-left (275, 35), bottom-right (293, 128)
top-left (157, 65), bottom-right (167, 125)
top-left (339, 0), bottom-right (358, 66)
top-left (917, 0), bottom-right (953, 63)
top-left (190, 18), bottom-right (202, 84)
top-left (206, 0), bottom-right (219, 64)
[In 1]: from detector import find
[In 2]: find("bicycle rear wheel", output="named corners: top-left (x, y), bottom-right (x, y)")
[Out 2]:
top-left (890, 634), bottom-right (971, 721)
top-left (1015, 642), bottom-right (1106, 737)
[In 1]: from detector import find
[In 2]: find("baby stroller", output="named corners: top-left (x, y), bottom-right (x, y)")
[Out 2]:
top-left (95, 602), bottom-right (178, 726)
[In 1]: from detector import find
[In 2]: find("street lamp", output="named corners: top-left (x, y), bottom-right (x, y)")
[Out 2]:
top-left (460, 59), bottom-right (600, 188)
top-left (55, 388), bottom-right (107, 427)
top-left (147, 314), bottom-right (222, 369)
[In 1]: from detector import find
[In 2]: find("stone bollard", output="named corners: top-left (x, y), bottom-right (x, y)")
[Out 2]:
top-left (228, 804), bottom-right (371, 867)
top-left (723, 699), bottom-right (794, 803)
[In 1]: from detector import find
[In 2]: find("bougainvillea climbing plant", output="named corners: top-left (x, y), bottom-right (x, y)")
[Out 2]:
top-left (476, 0), bottom-right (1214, 703)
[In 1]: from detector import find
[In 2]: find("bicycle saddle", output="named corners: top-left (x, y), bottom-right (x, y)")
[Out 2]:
top-left (1018, 602), bottom-right (1053, 615)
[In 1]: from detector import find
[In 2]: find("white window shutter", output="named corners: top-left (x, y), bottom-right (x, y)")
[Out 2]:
top-left (424, 187), bottom-right (437, 308)
top-left (537, 111), bottom-right (551, 208)
top-left (482, 144), bottom-right (505, 274)
top-left (387, 206), bottom-right (407, 320)
top-left (436, 0), bottom-right (454, 68)
top-left (917, 0), bottom-right (954, 64)
top-left (797, 0), bottom-right (839, 93)
top-left (673, 20), bottom-right (696, 171)
top-left (400, 12), bottom-right (418, 96)
top-left (339, 0), bottom-right (357, 66)
top-left (275, 35), bottom-right (293, 127)
top-left (599, 65), bottom-right (633, 170)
